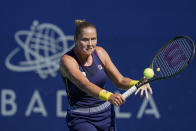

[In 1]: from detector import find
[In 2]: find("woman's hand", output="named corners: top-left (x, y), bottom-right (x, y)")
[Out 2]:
top-left (134, 83), bottom-right (153, 99)
top-left (108, 94), bottom-right (125, 106)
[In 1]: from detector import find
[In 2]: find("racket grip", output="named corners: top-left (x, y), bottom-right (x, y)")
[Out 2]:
top-left (122, 86), bottom-right (137, 99)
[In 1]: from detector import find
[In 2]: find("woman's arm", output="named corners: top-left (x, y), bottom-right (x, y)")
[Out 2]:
top-left (60, 54), bottom-right (102, 98)
top-left (60, 54), bottom-right (125, 106)
top-left (96, 46), bottom-right (152, 99)
top-left (96, 46), bottom-right (133, 90)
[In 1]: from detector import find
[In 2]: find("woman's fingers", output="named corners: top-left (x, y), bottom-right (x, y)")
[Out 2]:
top-left (134, 87), bottom-right (141, 95)
top-left (109, 94), bottom-right (125, 106)
top-left (145, 87), bottom-right (149, 99)
top-left (134, 83), bottom-right (153, 99)
top-left (148, 85), bottom-right (153, 95)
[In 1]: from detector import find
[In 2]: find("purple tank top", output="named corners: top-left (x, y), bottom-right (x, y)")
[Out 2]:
top-left (62, 49), bottom-right (107, 108)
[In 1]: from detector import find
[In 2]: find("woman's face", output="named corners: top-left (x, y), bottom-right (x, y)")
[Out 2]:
top-left (75, 27), bottom-right (97, 55)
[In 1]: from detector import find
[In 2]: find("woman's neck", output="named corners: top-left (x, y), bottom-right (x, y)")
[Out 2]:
top-left (73, 47), bottom-right (93, 66)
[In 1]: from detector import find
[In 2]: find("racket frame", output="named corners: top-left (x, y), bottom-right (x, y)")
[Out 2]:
top-left (122, 35), bottom-right (195, 99)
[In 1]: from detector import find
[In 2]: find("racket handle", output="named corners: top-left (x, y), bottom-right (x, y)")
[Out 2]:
top-left (122, 86), bottom-right (137, 99)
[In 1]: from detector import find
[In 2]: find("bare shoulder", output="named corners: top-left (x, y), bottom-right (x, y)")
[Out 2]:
top-left (96, 46), bottom-right (107, 55)
top-left (61, 54), bottom-right (76, 64)
top-left (60, 54), bottom-right (79, 77)
top-left (96, 46), bottom-right (110, 65)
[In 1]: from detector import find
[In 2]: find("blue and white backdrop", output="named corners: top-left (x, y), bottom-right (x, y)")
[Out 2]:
top-left (1, 0), bottom-right (196, 131)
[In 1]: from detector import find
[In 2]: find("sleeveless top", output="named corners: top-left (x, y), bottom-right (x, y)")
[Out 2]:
top-left (61, 49), bottom-right (108, 109)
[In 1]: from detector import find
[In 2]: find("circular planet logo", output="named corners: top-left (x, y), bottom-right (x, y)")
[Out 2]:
top-left (5, 20), bottom-right (74, 79)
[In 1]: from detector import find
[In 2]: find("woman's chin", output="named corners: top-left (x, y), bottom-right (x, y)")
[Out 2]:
top-left (84, 49), bottom-right (94, 55)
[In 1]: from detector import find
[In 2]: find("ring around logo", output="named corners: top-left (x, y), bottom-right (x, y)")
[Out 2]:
top-left (5, 20), bottom-right (74, 79)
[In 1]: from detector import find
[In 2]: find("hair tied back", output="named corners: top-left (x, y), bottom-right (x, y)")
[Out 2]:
top-left (75, 19), bottom-right (85, 26)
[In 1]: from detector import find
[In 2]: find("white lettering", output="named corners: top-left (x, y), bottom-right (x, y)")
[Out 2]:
top-left (56, 90), bottom-right (67, 117)
top-left (25, 90), bottom-right (47, 117)
top-left (137, 94), bottom-right (160, 119)
top-left (1, 89), bottom-right (17, 116)
top-left (0, 89), bottom-right (160, 119)
top-left (115, 106), bottom-right (132, 119)
top-left (115, 91), bottom-right (131, 119)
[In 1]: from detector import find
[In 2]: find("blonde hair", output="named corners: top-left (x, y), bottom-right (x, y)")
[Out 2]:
top-left (74, 19), bottom-right (96, 39)
top-left (75, 19), bottom-right (85, 25)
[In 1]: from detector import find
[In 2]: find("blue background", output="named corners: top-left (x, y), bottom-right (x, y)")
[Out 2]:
top-left (1, 0), bottom-right (196, 131)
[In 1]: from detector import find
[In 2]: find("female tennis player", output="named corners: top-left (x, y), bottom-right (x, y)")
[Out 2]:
top-left (60, 20), bottom-right (152, 131)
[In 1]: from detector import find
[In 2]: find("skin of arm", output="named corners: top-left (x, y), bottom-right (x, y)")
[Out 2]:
top-left (60, 46), bottom-right (152, 106)
top-left (95, 46), bottom-right (133, 90)
top-left (60, 54), bottom-right (103, 99)
top-left (96, 46), bottom-right (152, 99)
top-left (60, 51), bottom-right (125, 106)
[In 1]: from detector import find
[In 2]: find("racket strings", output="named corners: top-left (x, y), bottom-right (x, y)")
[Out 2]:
top-left (153, 38), bottom-right (194, 78)
top-left (154, 42), bottom-right (179, 77)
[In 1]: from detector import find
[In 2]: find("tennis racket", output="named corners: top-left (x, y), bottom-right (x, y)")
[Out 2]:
top-left (122, 35), bottom-right (195, 99)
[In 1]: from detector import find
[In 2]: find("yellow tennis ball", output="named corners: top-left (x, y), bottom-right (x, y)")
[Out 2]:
top-left (156, 68), bottom-right (160, 72)
top-left (144, 68), bottom-right (154, 79)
